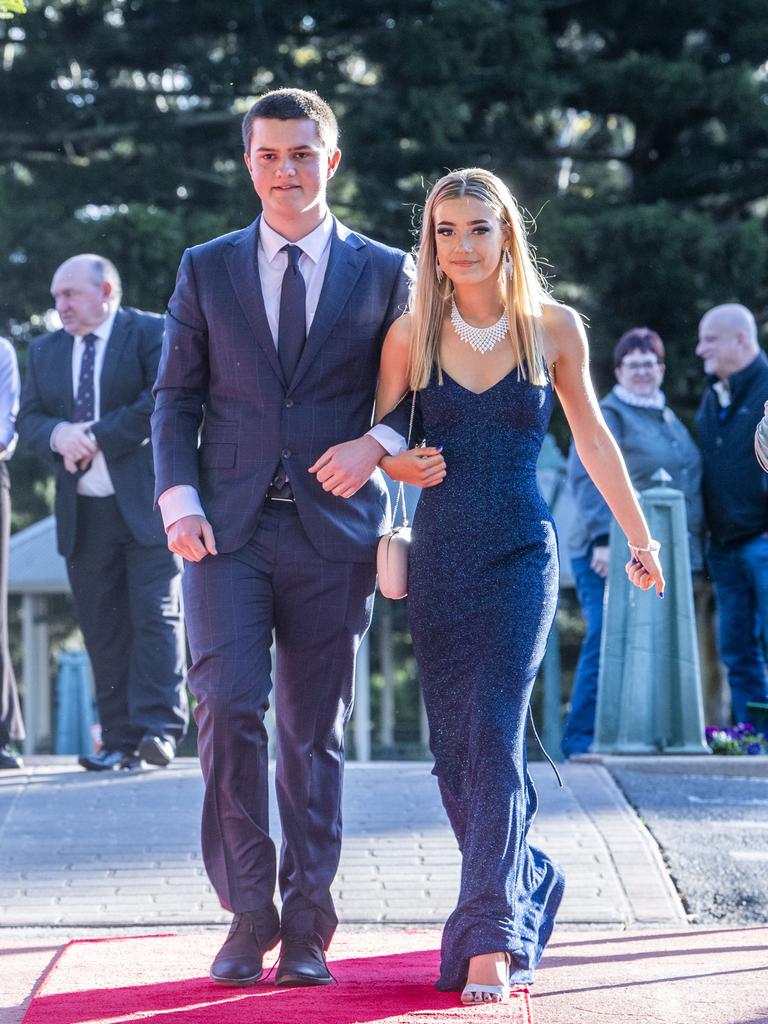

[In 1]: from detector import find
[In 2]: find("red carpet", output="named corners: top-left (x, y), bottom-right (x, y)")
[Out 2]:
top-left (23, 931), bottom-right (532, 1023)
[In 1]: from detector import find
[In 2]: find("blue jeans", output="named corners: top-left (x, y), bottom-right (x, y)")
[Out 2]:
top-left (707, 534), bottom-right (768, 723)
top-left (561, 555), bottom-right (606, 758)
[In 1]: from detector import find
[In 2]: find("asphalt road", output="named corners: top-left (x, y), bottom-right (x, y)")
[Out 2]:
top-left (610, 761), bottom-right (768, 926)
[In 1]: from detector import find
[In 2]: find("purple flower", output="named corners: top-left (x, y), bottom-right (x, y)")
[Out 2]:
top-left (747, 743), bottom-right (762, 755)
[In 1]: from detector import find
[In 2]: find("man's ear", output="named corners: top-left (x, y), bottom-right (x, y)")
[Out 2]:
top-left (327, 148), bottom-right (342, 180)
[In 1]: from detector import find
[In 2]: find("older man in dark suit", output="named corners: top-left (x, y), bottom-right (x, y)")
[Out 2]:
top-left (152, 88), bottom-right (442, 988)
top-left (18, 255), bottom-right (187, 771)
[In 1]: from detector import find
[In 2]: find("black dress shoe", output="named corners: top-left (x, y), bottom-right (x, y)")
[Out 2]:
top-left (78, 748), bottom-right (129, 771)
top-left (119, 753), bottom-right (147, 771)
top-left (275, 931), bottom-right (333, 987)
top-left (210, 909), bottom-right (281, 986)
top-left (0, 745), bottom-right (22, 770)
top-left (138, 734), bottom-right (175, 767)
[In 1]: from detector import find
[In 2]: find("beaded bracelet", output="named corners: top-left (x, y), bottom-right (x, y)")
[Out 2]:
top-left (628, 539), bottom-right (661, 554)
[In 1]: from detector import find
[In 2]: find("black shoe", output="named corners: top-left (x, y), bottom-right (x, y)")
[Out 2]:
top-left (0, 745), bottom-right (22, 770)
top-left (119, 753), bottom-right (147, 771)
top-left (275, 931), bottom-right (333, 987)
top-left (138, 734), bottom-right (176, 767)
top-left (210, 909), bottom-right (281, 986)
top-left (78, 748), bottom-right (129, 771)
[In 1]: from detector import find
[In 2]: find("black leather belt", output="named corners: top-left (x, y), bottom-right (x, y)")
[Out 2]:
top-left (266, 478), bottom-right (295, 503)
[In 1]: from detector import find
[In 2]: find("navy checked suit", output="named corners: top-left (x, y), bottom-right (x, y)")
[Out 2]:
top-left (19, 309), bottom-right (188, 754)
top-left (152, 217), bottom-right (412, 943)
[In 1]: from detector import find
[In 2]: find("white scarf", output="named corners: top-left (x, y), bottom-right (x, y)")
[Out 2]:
top-left (613, 384), bottom-right (666, 410)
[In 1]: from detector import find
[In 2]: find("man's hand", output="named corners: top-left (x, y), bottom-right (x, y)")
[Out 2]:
top-left (590, 544), bottom-right (610, 579)
top-left (167, 515), bottom-right (218, 562)
top-left (63, 453), bottom-right (96, 475)
top-left (54, 422), bottom-right (98, 464)
top-left (380, 447), bottom-right (446, 488)
top-left (309, 435), bottom-right (386, 499)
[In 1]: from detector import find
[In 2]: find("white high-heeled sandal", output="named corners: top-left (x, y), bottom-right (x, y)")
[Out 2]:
top-left (460, 952), bottom-right (511, 1004)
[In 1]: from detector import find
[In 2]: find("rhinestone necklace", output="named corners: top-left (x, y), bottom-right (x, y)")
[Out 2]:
top-left (450, 296), bottom-right (509, 354)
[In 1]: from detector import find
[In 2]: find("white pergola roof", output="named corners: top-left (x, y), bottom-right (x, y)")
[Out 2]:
top-left (9, 515), bottom-right (70, 595)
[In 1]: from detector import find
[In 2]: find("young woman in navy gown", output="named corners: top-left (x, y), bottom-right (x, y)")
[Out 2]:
top-left (374, 169), bottom-right (665, 1006)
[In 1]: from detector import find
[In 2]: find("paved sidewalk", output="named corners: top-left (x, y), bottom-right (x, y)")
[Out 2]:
top-left (1, 758), bottom-right (684, 1021)
top-left (0, 758), bottom-right (683, 928)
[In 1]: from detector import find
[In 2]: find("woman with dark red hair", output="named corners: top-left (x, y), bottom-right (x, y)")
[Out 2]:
top-left (562, 327), bottom-right (703, 759)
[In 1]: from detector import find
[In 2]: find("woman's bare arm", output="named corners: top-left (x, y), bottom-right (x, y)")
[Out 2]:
top-left (374, 315), bottom-right (446, 489)
top-left (545, 304), bottom-right (665, 594)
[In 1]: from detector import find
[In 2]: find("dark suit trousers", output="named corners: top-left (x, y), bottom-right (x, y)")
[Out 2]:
top-left (0, 464), bottom-right (24, 746)
top-left (67, 496), bottom-right (187, 753)
top-left (183, 502), bottom-right (376, 947)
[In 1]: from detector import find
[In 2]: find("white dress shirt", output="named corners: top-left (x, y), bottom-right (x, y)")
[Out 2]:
top-left (51, 308), bottom-right (117, 496)
top-left (0, 337), bottom-right (19, 461)
top-left (159, 215), bottom-right (406, 530)
top-left (259, 212), bottom-right (334, 342)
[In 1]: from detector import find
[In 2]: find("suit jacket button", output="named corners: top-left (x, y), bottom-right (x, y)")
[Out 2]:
top-left (282, 448), bottom-right (291, 458)
top-left (284, 399), bottom-right (294, 408)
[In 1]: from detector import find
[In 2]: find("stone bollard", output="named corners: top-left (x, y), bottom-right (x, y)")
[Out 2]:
top-left (54, 650), bottom-right (96, 755)
top-left (592, 469), bottom-right (709, 754)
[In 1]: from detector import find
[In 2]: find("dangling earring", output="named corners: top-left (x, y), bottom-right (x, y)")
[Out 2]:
top-left (503, 248), bottom-right (513, 278)
top-left (435, 257), bottom-right (444, 283)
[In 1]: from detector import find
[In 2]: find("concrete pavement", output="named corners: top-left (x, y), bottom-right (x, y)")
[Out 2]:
top-left (1, 756), bottom-right (759, 1024)
top-left (0, 759), bottom-right (683, 929)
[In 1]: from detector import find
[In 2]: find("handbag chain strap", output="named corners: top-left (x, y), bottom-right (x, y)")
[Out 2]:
top-left (390, 390), bottom-right (417, 530)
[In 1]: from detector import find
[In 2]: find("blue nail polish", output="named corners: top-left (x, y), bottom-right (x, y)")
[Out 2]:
top-left (658, 592), bottom-right (665, 600)
top-left (436, 445), bottom-right (444, 452)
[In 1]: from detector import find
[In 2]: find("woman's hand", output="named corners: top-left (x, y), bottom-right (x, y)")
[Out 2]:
top-left (381, 447), bottom-right (446, 488)
top-left (624, 547), bottom-right (665, 597)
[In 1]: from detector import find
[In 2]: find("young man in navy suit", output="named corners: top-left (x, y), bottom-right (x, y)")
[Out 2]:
top-left (153, 89), bottom-right (443, 987)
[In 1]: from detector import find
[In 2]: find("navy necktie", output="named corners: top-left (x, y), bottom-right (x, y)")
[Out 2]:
top-left (277, 244), bottom-right (306, 384)
top-left (73, 333), bottom-right (97, 422)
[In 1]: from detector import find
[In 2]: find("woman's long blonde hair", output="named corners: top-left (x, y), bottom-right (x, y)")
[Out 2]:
top-left (409, 168), bottom-right (550, 390)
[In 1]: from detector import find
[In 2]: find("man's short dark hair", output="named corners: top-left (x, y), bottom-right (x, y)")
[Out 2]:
top-left (242, 88), bottom-right (339, 154)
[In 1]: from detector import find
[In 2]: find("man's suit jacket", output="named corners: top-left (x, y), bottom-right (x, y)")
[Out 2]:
top-left (18, 307), bottom-right (166, 558)
top-left (152, 216), bottom-right (412, 562)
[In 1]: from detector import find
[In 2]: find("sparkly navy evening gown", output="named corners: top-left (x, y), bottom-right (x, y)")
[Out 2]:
top-left (407, 365), bottom-right (565, 991)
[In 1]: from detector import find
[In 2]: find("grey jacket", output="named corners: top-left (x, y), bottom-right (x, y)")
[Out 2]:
top-left (567, 388), bottom-right (703, 571)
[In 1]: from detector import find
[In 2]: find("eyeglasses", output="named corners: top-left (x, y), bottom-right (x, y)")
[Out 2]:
top-left (621, 358), bottom-right (661, 372)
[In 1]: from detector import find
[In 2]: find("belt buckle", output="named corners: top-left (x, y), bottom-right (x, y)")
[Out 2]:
top-left (266, 483), bottom-right (295, 503)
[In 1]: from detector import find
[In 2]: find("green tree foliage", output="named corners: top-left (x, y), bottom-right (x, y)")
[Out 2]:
top-left (539, 0), bottom-right (768, 402)
top-left (2, 0), bottom-right (768, 492)
top-left (0, 0), bottom-right (555, 333)
top-left (4, 1), bottom-right (767, 754)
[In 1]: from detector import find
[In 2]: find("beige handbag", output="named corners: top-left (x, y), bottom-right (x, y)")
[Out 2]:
top-left (376, 392), bottom-right (417, 600)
